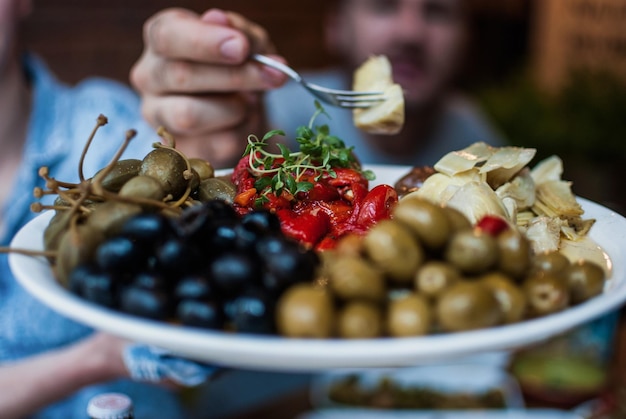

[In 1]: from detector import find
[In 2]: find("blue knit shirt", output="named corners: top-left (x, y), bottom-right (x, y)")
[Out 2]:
top-left (0, 55), bottom-right (187, 418)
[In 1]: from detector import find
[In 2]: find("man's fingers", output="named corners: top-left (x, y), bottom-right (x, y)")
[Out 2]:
top-left (144, 8), bottom-right (249, 63)
top-left (131, 53), bottom-right (286, 94)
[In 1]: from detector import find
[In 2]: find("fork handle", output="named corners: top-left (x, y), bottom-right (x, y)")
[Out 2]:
top-left (251, 54), bottom-right (302, 83)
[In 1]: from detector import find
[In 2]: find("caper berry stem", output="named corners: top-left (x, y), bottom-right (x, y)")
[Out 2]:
top-left (157, 126), bottom-right (176, 148)
top-left (78, 115), bottom-right (108, 182)
top-left (99, 188), bottom-right (182, 213)
top-left (0, 246), bottom-right (57, 258)
top-left (90, 129), bottom-right (136, 196)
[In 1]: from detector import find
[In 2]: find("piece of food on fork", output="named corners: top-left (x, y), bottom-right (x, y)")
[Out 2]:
top-left (353, 55), bottom-right (405, 135)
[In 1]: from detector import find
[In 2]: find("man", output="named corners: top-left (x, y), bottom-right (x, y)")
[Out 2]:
top-left (131, 0), bottom-right (503, 168)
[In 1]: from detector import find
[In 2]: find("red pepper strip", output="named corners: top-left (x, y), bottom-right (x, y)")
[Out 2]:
top-left (315, 236), bottom-right (338, 252)
top-left (354, 184), bottom-right (398, 229)
top-left (232, 155), bottom-right (253, 189)
top-left (324, 168), bottom-right (369, 190)
top-left (297, 181), bottom-right (340, 202)
top-left (276, 208), bottom-right (330, 248)
top-left (476, 215), bottom-right (509, 236)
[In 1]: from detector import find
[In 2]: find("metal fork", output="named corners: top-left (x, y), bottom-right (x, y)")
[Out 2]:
top-left (252, 54), bottom-right (385, 109)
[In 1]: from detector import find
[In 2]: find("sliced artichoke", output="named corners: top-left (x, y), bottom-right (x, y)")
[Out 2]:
top-left (409, 171), bottom-right (481, 205)
top-left (480, 146), bottom-right (536, 188)
top-left (495, 168), bottom-right (536, 210)
top-left (533, 180), bottom-right (584, 219)
top-left (525, 216), bottom-right (564, 254)
top-left (531, 155), bottom-right (564, 184)
top-left (433, 142), bottom-right (494, 177)
top-left (445, 181), bottom-right (510, 224)
top-left (352, 55), bottom-right (405, 135)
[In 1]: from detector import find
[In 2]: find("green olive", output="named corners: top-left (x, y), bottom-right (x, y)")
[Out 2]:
top-left (197, 177), bottom-right (236, 203)
top-left (333, 234), bottom-right (365, 257)
top-left (44, 210), bottom-right (74, 254)
top-left (363, 220), bottom-right (424, 284)
top-left (442, 205), bottom-right (472, 233)
top-left (55, 225), bottom-right (105, 286)
top-left (118, 175), bottom-right (166, 202)
top-left (392, 198), bottom-right (451, 249)
top-left (444, 229), bottom-right (498, 274)
top-left (386, 293), bottom-right (432, 337)
top-left (523, 274), bottom-right (570, 316)
top-left (436, 281), bottom-right (502, 332)
top-left (497, 228), bottom-right (532, 280)
top-left (479, 272), bottom-right (527, 324)
top-left (414, 261), bottom-right (460, 299)
top-left (564, 261), bottom-right (606, 304)
top-left (85, 201), bottom-right (143, 236)
top-left (139, 148), bottom-right (189, 199)
top-left (531, 251), bottom-right (570, 277)
top-left (326, 255), bottom-right (386, 302)
top-left (338, 301), bottom-right (383, 339)
top-left (276, 284), bottom-right (335, 338)
top-left (188, 158), bottom-right (215, 181)
top-left (95, 159), bottom-right (142, 192)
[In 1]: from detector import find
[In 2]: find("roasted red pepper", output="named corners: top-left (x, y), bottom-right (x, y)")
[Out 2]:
top-left (230, 155), bottom-right (394, 250)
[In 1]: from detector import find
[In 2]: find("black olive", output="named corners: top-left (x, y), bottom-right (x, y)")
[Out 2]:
top-left (203, 199), bottom-right (238, 222)
top-left (154, 238), bottom-right (203, 277)
top-left (81, 269), bottom-right (118, 308)
top-left (241, 210), bottom-right (282, 235)
top-left (132, 271), bottom-right (168, 292)
top-left (226, 288), bottom-right (276, 335)
top-left (175, 203), bottom-right (216, 244)
top-left (209, 222), bottom-right (239, 252)
top-left (68, 263), bottom-right (99, 297)
top-left (119, 285), bottom-right (171, 320)
top-left (261, 242), bottom-right (319, 293)
top-left (209, 252), bottom-right (260, 297)
top-left (174, 275), bottom-right (214, 301)
top-left (95, 236), bottom-right (149, 274)
top-left (119, 213), bottom-right (174, 247)
top-left (254, 234), bottom-right (292, 256)
top-left (177, 299), bottom-right (223, 330)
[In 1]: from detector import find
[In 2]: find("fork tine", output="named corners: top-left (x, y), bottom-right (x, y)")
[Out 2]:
top-left (334, 94), bottom-right (386, 102)
top-left (334, 90), bottom-right (385, 97)
top-left (338, 100), bottom-right (386, 109)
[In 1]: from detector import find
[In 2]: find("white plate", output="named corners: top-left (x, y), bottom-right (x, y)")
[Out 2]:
top-left (8, 165), bottom-right (626, 371)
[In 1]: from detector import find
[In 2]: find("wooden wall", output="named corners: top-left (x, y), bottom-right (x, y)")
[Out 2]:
top-left (20, 1), bottom-right (335, 85)
top-left (20, 0), bottom-right (531, 87)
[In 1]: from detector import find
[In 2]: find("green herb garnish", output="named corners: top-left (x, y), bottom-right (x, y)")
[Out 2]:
top-left (243, 102), bottom-right (375, 200)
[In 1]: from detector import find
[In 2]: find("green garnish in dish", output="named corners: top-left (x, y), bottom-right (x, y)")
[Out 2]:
top-left (243, 101), bottom-right (375, 203)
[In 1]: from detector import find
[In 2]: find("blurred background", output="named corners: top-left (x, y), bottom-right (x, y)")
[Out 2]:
top-left (20, 0), bottom-right (625, 215)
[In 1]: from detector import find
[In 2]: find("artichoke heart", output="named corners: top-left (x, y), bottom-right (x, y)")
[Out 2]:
top-left (480, 146), bottom-right (536, 188)
top-left (495, 168), bottom-right (536, 210)
top-left (433, 142), bottom-right (495, 177)
top-left (409, 170), bottom-right (481, 205)
top-left (531, 155), bottom-right (564, 184)
top-left (525, 216), bottom-right (564, 254)
top-left (533, 180), bottom-right (584, 219)
top-left (352, 55), bottom-right (405, 135)
top-left (445, 181), bottom-right (509, 224)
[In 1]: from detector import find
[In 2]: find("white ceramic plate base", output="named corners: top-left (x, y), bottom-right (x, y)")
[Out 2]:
top-left (9, 165), bottom-right (626, 371)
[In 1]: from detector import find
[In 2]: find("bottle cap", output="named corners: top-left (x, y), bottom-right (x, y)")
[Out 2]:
top-left (87, 392), bottom-right (134, 419)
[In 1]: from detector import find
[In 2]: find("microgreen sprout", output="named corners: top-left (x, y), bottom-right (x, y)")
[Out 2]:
top-left (243, 102), bottom-right (375, 205)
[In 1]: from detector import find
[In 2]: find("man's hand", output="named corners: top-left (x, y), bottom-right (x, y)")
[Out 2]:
top-left (130, 8), bottom-right (288, 168)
